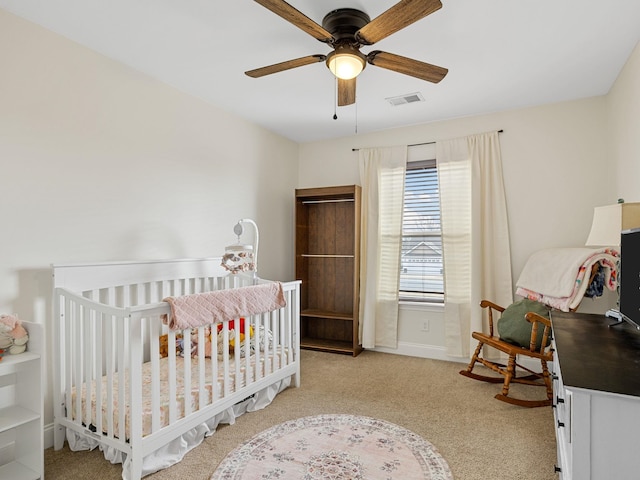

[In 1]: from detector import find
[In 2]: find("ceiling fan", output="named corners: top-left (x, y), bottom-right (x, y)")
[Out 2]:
top-left (245, 0), bottom-right (448, 106)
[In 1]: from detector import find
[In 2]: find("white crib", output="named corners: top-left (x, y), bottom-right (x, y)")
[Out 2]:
top-left (52, 258), bottom-right (301, 479)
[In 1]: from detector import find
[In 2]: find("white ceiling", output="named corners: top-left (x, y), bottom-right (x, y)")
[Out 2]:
top-left (2, 0), bottom-right (639, 143)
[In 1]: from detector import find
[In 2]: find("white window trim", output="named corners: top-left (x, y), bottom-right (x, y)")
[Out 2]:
top-left (399, 300), bottom-right (444, 312)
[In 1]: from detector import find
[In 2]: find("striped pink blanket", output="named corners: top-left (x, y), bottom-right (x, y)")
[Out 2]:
top-left (163, 282), bottom-right (286, 330)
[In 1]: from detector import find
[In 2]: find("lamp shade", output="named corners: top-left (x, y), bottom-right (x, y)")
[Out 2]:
top-left (585, 202), bottom-right (640, 246)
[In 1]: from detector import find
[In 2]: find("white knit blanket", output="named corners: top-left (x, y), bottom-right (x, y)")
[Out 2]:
top-left (162, 282), bottom-right (286, 330)
top-left (516, 247), bottom-right (610, 298)
top-left (515, 247), bottom-right (619, 313)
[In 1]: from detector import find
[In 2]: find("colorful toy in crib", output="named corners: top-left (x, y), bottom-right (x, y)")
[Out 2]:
top-left (217, 318), bottom-right (254, 348)
top-left (159, 329), bottom-right (215, 358)
top-left (0, 314), bottom-right (29, 357)
top-left (159, 318), bottom-right (264, 359)
top-left (188, 318), bottom-right (256, 357)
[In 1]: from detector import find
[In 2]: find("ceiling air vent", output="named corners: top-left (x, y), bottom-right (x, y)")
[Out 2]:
top-left (386, 92), bottom-right (425, 106)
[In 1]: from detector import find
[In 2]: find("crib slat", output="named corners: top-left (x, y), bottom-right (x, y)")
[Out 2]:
top-left (279, 302), bottom-right (285, 368)
top-left (268, 310), bottom-right (278, 371)
top-left (83, 307), bottom-right (93, 434)
top-left (222, 323), bottom-right (230, 397)
top-left (211, 331), bottom-right (219, 401)
top-left (244, 317), bottom-right (251, 385)
top-left (233, 321), bottom-right (241, 392)
top-left (197, 328), bottom-right (207, 409)
top-left (168, 330), bottom-right (177, 424)
top-left (63, 297), bottom-right (72, 431)
top-left (105, 311), bottom-right (115, 439)
top-left (128, 311), bottom-right (143, 453)
top-left (150, 318), bottom-right (161, 434)
top-left (73, 301), bottom-right (83, 430)
top-left (117, 313), bottom-right (126, 441)
top-left (271, 309), bottom-right (279, 375)
top-left (183, 330), bottom-right (192, 417)
top-left (252, 316), bottom-right (258, 379)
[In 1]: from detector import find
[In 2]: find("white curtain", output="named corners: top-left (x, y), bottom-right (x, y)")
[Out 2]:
top-left (358, 146), bottom-right (408, 348)
top-left (436, 131), bottom-right (513, 358)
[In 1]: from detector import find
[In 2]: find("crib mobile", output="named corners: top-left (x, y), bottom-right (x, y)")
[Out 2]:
top-left (221, 218), bottom-right (259, 276)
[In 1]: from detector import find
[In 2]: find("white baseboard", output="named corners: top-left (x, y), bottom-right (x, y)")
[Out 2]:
top-left (44, 423), bottom-right (54, 449)
top-left (370, 341), bottom-right (468, 363)
top-left (370, 341), bottom-right (545, 372)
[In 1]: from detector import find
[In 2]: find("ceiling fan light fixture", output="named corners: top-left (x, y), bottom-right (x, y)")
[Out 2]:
top-left (326, 47), bottom-right (366, 80)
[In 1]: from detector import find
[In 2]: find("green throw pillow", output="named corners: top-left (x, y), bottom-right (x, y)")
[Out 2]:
top-left (497, 299), bottom-right (551, 349)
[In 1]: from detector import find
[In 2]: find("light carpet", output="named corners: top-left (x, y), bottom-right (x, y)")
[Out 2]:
top-left (211, 413), bottom-right (453, 479)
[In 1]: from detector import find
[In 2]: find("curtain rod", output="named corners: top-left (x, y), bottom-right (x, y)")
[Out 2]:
top-left (351, 129), bottom-right (504, 152)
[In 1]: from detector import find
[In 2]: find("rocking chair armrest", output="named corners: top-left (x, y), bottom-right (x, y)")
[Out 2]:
top-left (525, 312), bottom-right (551, 328)
top-left (479, 300), bottom-right (506, 313)
top-left (525, 312), bottom-right (553, 354)
top-left (480, 300), bottom-right (506, 336)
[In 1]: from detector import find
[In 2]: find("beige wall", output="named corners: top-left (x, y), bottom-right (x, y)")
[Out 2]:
top-left (0, 8), bottom-right (299, 312)
top-left (0, 9), bottom-right (299, 434)
top-left (607, 41), bottom-right (640, 202)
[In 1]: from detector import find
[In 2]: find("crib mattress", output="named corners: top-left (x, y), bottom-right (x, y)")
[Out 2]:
top-left (70, 350), bottom-right (289, 439)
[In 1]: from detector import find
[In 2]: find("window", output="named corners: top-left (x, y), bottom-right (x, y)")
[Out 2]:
top-left (399, 159), bottom-right (444, 302)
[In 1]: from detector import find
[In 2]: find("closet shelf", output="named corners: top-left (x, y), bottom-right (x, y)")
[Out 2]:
top-left (300, 254), bottom-right (354, 258)
top-left (300, 337), bottom-right (355, 354)
top-left (301, 309), bottom-right (354, 321)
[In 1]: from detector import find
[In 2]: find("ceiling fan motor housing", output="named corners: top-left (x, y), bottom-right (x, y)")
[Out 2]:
top-left (322, 8), bottom-right (370, 45)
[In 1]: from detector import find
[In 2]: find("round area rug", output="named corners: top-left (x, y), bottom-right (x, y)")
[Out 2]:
top-left (211, 414), bottom-right (453, 479)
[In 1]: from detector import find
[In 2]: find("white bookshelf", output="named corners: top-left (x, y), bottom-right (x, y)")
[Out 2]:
top-left (0, 321), bottom-right (43, 479)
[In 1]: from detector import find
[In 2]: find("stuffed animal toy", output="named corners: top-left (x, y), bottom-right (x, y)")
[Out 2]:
top-left (159, 334), bottom-right (169, 358)
top-left (158, 333), bottom-right (183, 358)
top-left (217, 318), bottom-right (254, 355)
top-left (188, 326), bottom-right (213, 357)
top-left (217, 318), bottom-right (253, 344)
top-left (0, 314), bottom-right (29, 355)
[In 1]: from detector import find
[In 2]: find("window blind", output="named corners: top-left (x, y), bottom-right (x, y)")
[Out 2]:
top-left (400, 159), bottom-right (444, 301)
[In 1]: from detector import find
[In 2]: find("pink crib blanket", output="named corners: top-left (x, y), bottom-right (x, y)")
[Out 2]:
top-left (163, 282), bottom-right (286, 330)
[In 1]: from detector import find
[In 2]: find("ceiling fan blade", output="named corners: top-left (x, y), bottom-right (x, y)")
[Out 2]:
top-left (338, 78), bottom-right (356, 106)
top-left (367, 51), bottom-right (448, 83)
top-left (253, 0), bottom-right (334, 43)
top-left (245, 55), bottom-right (326, 78)
top-left (356, 0), bottom-right (442, 45)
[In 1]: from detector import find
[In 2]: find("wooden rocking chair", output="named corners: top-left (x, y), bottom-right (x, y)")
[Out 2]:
top-left (459, 300), bottom-right (554, 408)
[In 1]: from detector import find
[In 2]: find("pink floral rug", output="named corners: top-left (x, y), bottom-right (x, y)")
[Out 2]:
top-left (211, 414), bottom-right (453, 479)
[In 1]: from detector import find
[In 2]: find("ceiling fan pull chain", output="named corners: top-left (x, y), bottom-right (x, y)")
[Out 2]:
top-left (355, 100), bottom-right (358, 134)
top-left (333, 76), bottom-right (338, 120)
